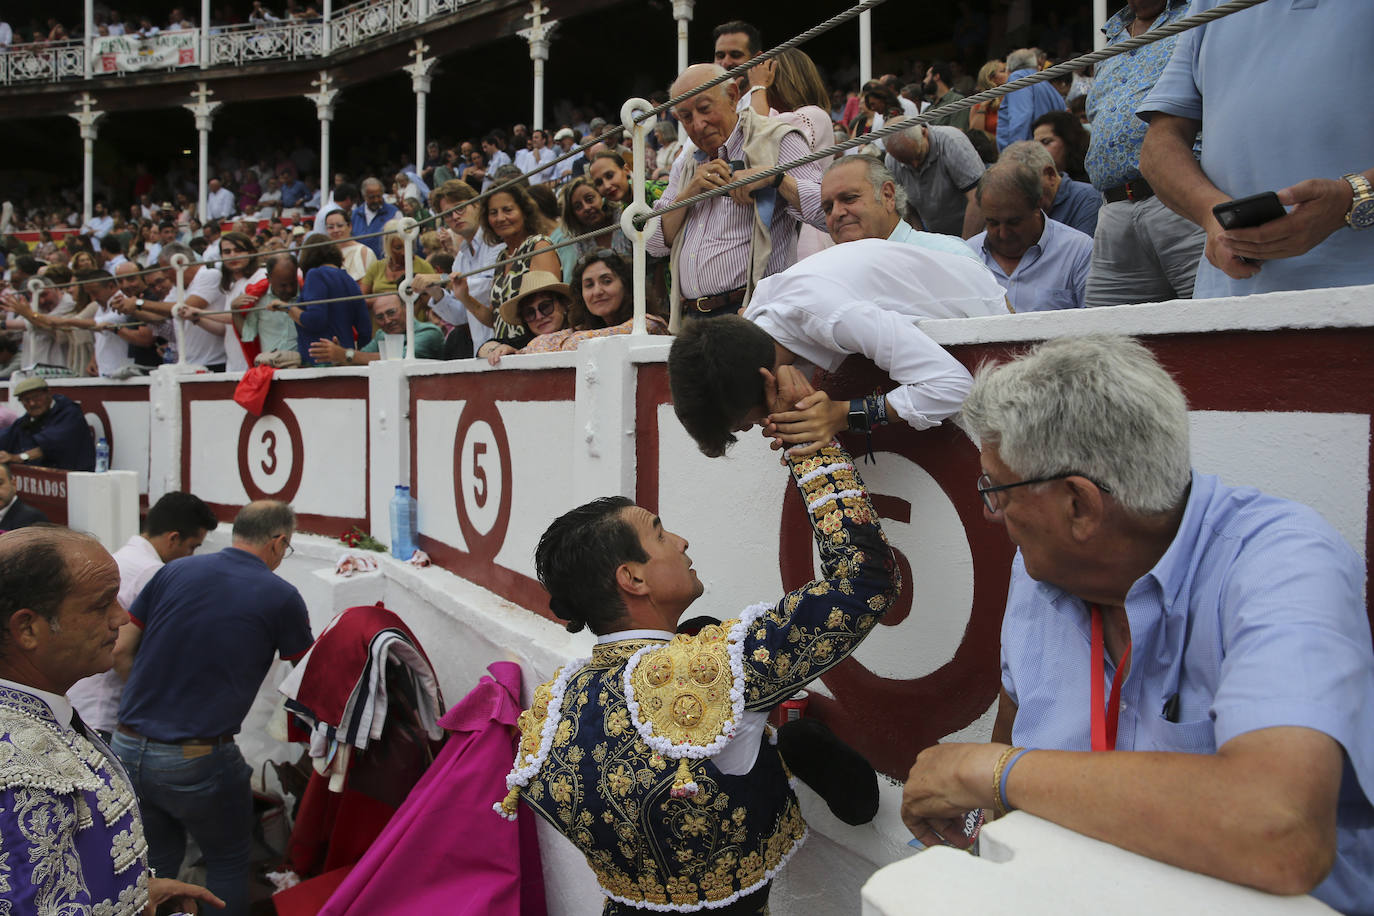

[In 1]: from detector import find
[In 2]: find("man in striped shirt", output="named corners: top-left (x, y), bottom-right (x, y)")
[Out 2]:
top-left (647, 63), bottom-right (827, 320)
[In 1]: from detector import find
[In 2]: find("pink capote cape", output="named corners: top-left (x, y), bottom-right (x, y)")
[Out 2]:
top-left (316, 661), bottom-right (546, 916)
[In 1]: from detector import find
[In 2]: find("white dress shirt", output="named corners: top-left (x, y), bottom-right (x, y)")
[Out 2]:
top-left (744, 237), bottom-right (1008, 428)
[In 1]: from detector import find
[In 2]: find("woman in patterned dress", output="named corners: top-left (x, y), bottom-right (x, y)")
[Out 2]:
top-left (482, 183), bottom-right (561, 346)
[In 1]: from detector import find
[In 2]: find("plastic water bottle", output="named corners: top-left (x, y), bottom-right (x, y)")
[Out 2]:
top-left (389, 485), bottom-right (417, 559)
top-left (95, 438), bottom-right (110, 473)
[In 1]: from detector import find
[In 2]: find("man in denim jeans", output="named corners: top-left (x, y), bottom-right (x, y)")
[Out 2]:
top-left (114, 500), bottom-right (314, 915)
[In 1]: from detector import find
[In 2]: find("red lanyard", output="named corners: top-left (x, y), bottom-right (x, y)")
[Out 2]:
top-left (1090, 604), bottom-right (1132, 752)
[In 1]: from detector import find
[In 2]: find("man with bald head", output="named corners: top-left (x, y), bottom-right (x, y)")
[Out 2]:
top-left (0, 527), bottom-right (222, 914)
top-left (113, 500), bottom-right (313, 916)
top-left (647, 62), bottom-right (827, 319)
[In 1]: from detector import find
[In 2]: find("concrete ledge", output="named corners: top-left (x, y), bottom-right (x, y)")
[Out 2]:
top-left (862, 812), bottom-right (1335, 915)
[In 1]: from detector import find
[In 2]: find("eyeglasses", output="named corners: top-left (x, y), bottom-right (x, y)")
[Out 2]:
top-left (277, 534), bottom-right (294, 558)
top-left (519, 298), bottom-right (560, 322)
top-left (976, 471), bottom-right (1112, 513)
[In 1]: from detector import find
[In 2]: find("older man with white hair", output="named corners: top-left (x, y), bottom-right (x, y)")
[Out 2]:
top-left (647, 62), bottom-right (827, 319)
top-left (901, 334), bottom-right (1374, 914)
top-left (820, 154), bottom-right (977, 258)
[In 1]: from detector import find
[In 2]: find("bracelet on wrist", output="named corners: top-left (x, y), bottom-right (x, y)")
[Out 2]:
top-left (992, 746), bottom-right (1030, 818)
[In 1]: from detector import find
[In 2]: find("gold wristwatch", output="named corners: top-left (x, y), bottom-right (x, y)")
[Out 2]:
top-left (1343, 173), bottom-right (1374, 230)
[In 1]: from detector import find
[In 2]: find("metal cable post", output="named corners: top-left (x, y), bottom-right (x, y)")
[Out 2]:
top-left (620, 97), bottom-right (657, 337)
top-left (170, 254), bottom-right (190, 368)
top-left (399, 217), bottom-right (420, 360)
top-left (25, 277), bottom-right (42, 316)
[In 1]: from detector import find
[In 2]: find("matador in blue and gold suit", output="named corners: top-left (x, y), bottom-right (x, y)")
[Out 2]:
top-left (496, 441), bottom-right (900, 914)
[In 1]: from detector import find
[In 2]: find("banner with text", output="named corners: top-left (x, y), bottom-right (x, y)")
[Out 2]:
top-left (93, 32), bottom-right (199, 73)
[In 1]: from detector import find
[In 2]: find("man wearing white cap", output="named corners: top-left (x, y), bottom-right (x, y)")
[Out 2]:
top-left (551, 127), bottom-right (578, 185)
top-left (0, 377), bottom-right (96, 471)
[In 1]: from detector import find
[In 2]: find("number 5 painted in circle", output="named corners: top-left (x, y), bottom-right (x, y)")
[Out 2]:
top-left (471, 440), bottom-right (487, 506)
top-left (460, 420), bottom-right (501, 536)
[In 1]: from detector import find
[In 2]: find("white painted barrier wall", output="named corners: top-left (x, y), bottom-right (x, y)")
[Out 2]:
top-left (46, 284), bottom-right (1374, 914)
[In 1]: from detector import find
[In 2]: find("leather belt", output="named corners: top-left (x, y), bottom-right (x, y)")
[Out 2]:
top-left (116, 723), bottom-right (235, 746)
top-left (688, 286), bottom-right (747, 315)
top-left (1102, 178), bottom-right (1154, 204)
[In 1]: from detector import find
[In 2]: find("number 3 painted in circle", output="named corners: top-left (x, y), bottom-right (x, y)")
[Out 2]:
top-left (261, 429), bottom-right (277, 476)
top-left (237, 407), bottom-right (304, 503)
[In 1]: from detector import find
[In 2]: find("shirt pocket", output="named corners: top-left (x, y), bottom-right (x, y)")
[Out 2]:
top-left (1134, 713), bottom-right (1217, 754)
top-left (1038, 287), bottom-right (1080, 311)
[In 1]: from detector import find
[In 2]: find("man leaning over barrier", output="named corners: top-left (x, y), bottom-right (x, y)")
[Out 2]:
top-left (668, 237), bottom-right (1007, 458)
top-left (495, 365), bottom-right (900, 915)
top-left (901, 335), bottom-right (1374, 913)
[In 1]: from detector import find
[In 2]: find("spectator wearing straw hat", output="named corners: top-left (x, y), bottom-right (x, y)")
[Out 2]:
top-left (647, 62), bottom-right (827, 320)
top-left (0, 376), bottom-right (96, 471)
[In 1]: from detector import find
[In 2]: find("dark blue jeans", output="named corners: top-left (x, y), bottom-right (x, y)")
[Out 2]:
top-left (112, 732), bottom-right (253, 916)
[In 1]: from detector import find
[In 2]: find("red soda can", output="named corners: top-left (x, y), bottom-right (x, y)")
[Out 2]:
top-left (771, 690), bottom-right (809, 727)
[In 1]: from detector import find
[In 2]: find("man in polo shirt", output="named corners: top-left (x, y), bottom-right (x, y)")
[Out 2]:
top-left (113, 500), bottom-right (313, 916)
top-left (967, 160), bottom-right (1093, 312)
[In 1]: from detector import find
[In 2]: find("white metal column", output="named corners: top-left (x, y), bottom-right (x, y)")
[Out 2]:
top-left (70, 93), bottom-right (105, 227)
top-left (518, 1), bottom-right (558, 132)
top-left (403, 40), bottom-right (437, 172)
top-left (184, 82), bottom-right (221, 221)
top-left (672, 0), bottom-right (694, 73)
top-left (84, 0), bottom-right (95, 79)
top-left (306, 71), bottom-right (339, 204)
top-left (859, 10), bottom-right (872, 86)
top-left (200, 0), bottom-right (210, 66)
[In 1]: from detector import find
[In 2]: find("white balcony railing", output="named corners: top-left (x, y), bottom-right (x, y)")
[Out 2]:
top-left (1, 38), bottom-right (85, 85)
top-left (0, 0), bottom-right (483, 86)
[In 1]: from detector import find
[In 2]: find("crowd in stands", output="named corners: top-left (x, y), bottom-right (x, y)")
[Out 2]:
top-left (0, 3), bottom-right (1369, 382)
top-left (0, 2), bottom-right (332, 49)
top-left (0, 6), bottom-right (1371, 916)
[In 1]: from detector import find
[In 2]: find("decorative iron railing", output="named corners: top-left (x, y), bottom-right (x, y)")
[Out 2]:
top-left (0, 0), bottom-right (483, 85)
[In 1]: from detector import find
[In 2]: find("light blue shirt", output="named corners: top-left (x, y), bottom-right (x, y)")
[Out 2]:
top-left (1138, 0), bottom-right (1374, 299)
top-left (996, 68), bottom-right (1066, 150)
top-left (887, 219), bottom-right (978, 260)
top-left (969, 216), bottom-right (1092, 312)
top-left (1002, 472), bottom-right (1373, 915)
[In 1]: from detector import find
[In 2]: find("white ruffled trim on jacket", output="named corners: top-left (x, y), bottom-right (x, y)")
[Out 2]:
top-left (491, 655), bottom-right (589, 820)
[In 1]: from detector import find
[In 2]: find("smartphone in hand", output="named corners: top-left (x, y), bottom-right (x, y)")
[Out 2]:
top-left (1212, 191), bottom-right (1285, 230)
